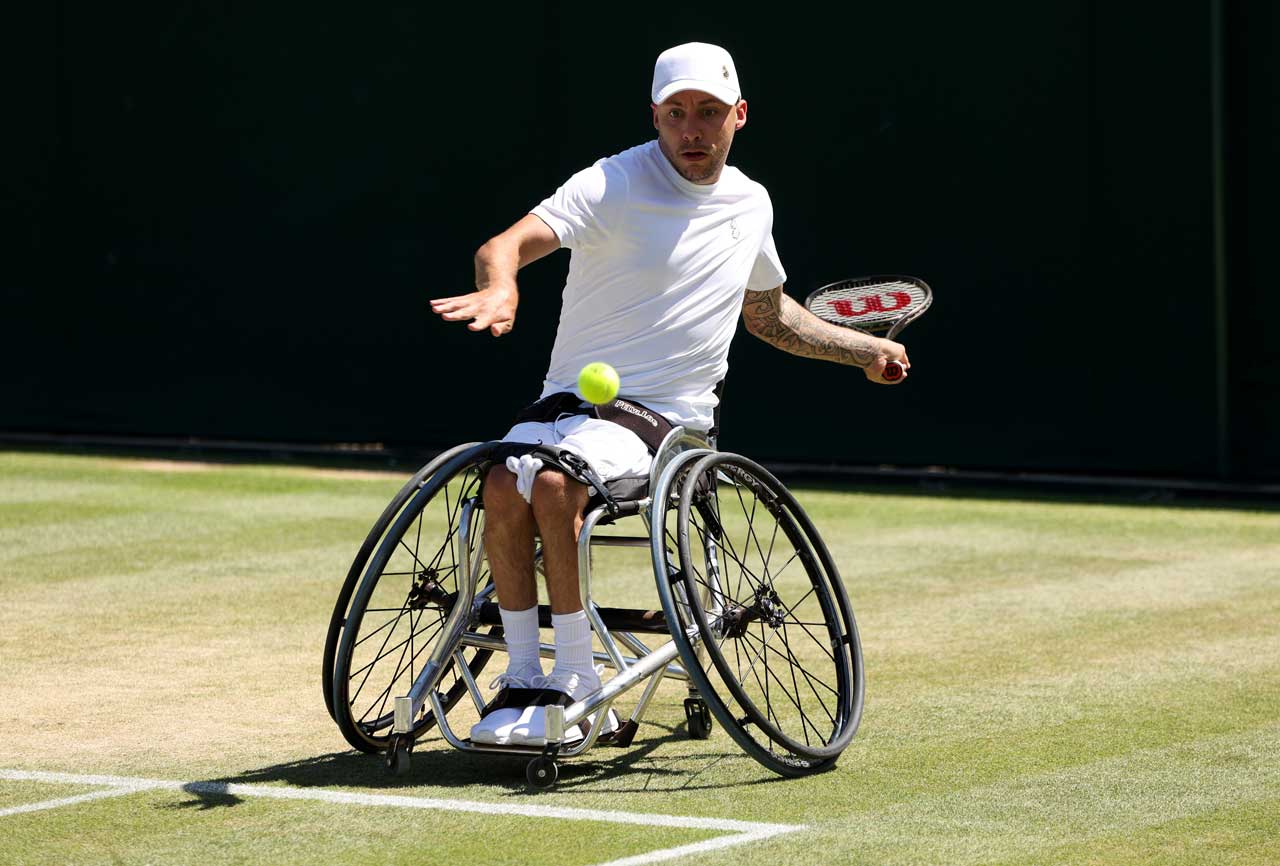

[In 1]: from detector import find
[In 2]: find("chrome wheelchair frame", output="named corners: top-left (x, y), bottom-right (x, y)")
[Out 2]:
top-left (323, 427), bottom-right (864, 788)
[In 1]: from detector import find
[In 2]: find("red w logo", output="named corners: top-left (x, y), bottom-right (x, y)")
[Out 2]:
top-left (832, 291), bottom-right (911, 318)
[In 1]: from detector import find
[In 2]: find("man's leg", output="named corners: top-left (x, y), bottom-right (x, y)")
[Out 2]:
top-left (503, 470), bottom-right (602, 744)
top-left (532, 470), bottom-right (599, 695)
top-left (528, 469), bottom-right (589, 615)
top-left (505, 419), bottom-right (652, 744)
top-left (470, 465), bottom-right (544, 745)
top-left (482, 465), bottom-right (539, 613)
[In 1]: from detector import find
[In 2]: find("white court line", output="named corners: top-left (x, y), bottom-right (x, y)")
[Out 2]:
top-left (0, 786), bottom-right (153, 818)
top-left (0, 769), bottom-right (804, 866)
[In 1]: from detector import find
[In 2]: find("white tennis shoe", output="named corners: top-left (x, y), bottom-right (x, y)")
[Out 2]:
top-left (505, 665), bottom-right (620, 746)
top-left (469, 670), bottom-right (543, 745)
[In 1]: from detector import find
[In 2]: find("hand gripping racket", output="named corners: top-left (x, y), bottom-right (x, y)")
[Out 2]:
top-left (803, 275), bottom-right (933, 382)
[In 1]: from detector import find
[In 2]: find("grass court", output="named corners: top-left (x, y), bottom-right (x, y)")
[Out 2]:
top-left (1, 450), bottom-right (1277, 865)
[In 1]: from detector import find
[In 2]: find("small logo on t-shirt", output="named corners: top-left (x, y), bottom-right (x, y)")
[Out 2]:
top-left (729, 219), bottom-right (742, 241)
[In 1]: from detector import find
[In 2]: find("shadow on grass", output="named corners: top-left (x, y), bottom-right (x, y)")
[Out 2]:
top-left (164, 722), bottom-right (788, 810)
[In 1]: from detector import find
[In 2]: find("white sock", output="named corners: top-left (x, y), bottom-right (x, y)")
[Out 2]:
top-left (499, 605), bottom-right (543, 683)
top-left (549, 609), bottom-right (598, 698)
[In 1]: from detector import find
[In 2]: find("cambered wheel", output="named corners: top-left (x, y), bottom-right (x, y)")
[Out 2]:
top-left (658, 452), bottom-right (864, 777)
top-left (323, 442), bottom-right (482, 725)
top-left (331, 444), bottom-right (500, 754)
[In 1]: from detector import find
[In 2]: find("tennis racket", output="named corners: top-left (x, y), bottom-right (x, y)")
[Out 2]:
top-left (803, 275), bottom-right (932, 382)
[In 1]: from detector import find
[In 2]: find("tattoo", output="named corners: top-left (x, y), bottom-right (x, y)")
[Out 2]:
top-left (742, 287), bottom-right (882, 367)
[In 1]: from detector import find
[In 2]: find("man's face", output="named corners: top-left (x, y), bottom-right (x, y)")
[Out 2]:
top-left (652, 90), bottom-right (748, 184)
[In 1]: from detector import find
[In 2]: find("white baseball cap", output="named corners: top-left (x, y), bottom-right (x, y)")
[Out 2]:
top-left (651, 42), bottom-right (741, 106)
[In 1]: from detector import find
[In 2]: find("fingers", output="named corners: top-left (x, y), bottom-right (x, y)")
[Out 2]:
top-left (432, 296), bottom-right (485, 324)
top-left (429, 295), bottom-right (467, 312)
top-left (460, 313), bottom-right (514, 335)
top-left (865, 355), bottom-right (910, 385)
top-left (432, 302), bottom-right (475, 322)
top-left (872, 340), bottom-right (911, 384)
top-left (477, 315), bottom-right (513, 336)
top-left (431, 291), bottom-right (514, 336)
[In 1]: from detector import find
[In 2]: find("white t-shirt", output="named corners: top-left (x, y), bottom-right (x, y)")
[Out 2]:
top-left (530, 139), bottom-right (786, 431)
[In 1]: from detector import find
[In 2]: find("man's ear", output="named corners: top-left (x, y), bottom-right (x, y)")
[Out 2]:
top-left (735, 99), bottom-right (748, 131)
top-left (651, 103), bottom-right (660, 130)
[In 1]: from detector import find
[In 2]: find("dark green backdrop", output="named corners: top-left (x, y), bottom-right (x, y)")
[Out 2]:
top-left (4, 2), bottom-right (1276, 479)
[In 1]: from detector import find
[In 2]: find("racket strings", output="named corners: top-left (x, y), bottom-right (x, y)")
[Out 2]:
top-left (808, 280), bottom-right (929, 330)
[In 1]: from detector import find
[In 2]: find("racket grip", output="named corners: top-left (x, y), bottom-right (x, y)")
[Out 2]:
top-left (882, 360), bottom-right (905, 382)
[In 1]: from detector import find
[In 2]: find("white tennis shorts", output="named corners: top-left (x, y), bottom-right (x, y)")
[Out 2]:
top-left (501, 415), bottom-right (652, 482)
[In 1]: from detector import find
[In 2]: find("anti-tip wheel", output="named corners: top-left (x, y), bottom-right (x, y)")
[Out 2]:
top-left (526, 756), bottom-right (558, 789)
top-left (684, 697), bottom-right (714, 740)
top-left (386, 736), bottom-right (412, 776)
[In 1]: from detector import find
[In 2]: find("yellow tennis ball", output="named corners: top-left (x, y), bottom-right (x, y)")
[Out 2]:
top-left (578, 362), bottom-right (620, 405)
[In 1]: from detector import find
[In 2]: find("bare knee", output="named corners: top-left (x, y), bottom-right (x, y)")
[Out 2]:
top-left (483, 465), bottom-right (528, 519)
top-left (530, 470), bottom-right (588, 525)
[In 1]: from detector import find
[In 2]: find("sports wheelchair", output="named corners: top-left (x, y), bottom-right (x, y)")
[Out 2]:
top-left (322, 427), bottom-right (864, 788)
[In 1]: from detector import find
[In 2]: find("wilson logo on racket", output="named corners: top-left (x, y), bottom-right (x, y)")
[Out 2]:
top-left (829, 292), bottom-right (912, 318)
top-left (803, 275), bottom-right (934, 383)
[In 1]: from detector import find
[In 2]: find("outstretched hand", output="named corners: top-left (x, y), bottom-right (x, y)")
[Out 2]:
top-left (430, 284), bottom-right (519, 337)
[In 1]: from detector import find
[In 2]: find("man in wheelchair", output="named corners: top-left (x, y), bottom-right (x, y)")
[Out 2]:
top-left (428, 42), bottom-right (910, 749)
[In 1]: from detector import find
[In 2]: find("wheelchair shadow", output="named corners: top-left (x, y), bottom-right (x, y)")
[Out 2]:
top-left (520, 723), bottom-right (788, 794)
top-left (163, 722), bottom-right (782, 810)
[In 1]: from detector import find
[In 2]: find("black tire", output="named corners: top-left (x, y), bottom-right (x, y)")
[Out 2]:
top-left (660, 452), bottom-right (864, 776)
top-left (331, 443), bottom-right (499, 753)
top-left (526, 756), bottom-right (558, 789)
top-left (323, 443), bottom-right (482, 723)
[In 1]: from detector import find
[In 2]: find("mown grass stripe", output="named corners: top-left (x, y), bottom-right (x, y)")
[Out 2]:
top-left (0, 768), bottom-right (806, 866)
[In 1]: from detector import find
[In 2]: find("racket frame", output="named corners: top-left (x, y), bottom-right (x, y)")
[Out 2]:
top-left (802, 274), bottom-right (933, 381)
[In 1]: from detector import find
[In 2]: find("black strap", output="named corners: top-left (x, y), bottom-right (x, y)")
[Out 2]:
top-left (710, 379), bottom-right (725, 442)
top-left (512, 392), bottom-right (674, 454)
top-left (486, 442), bottom-right (624, 515)
top-left (512, 393), bottom-right (584, 426)
top-left (593, 399), bottom-right (672, 454)
top-left (553, 448), bottom-right (619, 513)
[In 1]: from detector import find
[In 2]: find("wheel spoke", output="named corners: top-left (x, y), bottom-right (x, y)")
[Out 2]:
top-left (350, 615), bottom-right (444, 685)
top-left (352, 610), bottom-right (405, 649)
top-left (742, 629), bottom-right (831, 745)
top-left (733, 475), bottom-right (772, 585)
top-left (357, 620), bottom-right (446, 724)
top-left (371, 605), bottom-right (420, 724)
top-left (349, 597), bottom-right (414, 704)
top-left (777, 621), bottom-right (838, 722)
top-left (781, 607), bottom-right (837, 664)
top-left (334, 456), bottom-right (501, 753)
top-left (732, 630), bottom-right (775, 725)
top-left (737, 628), bottom-right (822, 743)
top-left (781, 620), bottom-right (810, 745)
top-left (672, 453), bottom-right (861, 770)
top-left (694, 515), bottom-right (765, 597)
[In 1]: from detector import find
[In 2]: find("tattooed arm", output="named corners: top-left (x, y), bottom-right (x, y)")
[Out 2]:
top-left (741, 285), bottom-right (911, 383)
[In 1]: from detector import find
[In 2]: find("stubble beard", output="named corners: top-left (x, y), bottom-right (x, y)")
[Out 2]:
top-left (659, 136), bottom-right (728, 184)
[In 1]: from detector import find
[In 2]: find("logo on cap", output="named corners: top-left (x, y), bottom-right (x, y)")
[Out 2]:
top-left (722, 65), bottom-right (730, 79)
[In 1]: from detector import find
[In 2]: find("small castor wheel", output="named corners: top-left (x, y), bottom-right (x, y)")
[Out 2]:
top-left (684, 697), bottom-right (713, 740)
top-left (386, 735), bottom-right (412, 776)
top-left (526, 756), bottom-right (559, 789)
